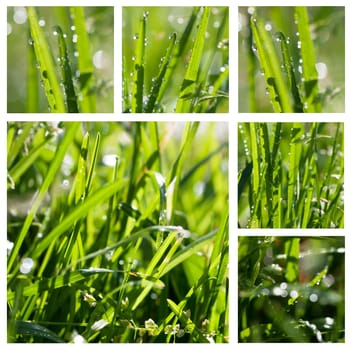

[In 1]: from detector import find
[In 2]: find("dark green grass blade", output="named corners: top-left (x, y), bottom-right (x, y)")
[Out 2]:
top-left (27, 7), bottom-right (66, 113)
top-left (131, 12), bottom-right (147, 113)
top-left (14, 321), bottom-right (64, 343)
top-left (176, 7), bottom-right (210, 112)
top-left (144, 32), bottom-right (176, 113)
top-left (295, 7), bottom-right (321, 112)
top-left (54, 25), bottom-right (79, 113)
top-left (70, 7), bottom-right (96, 113)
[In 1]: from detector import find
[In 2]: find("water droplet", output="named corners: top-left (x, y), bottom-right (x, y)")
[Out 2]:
top-left (296, 32), bottom-right (300, 36)
top-left (28, 38), bottom-right (34, 45)
top-left (131, 56), bottom-right (136, 61)
top-left (20, 257), bottom-right (34, 274)
top-left (144, 11), bottom-right (149, 18)
top-left (297, 41), bottom-right (301, 49)
top-left (71, 25), bottom-right (76, 31)
top-left (265, 23), bottom-right (272, 31)
top-left (133, 34), bottom-right (139, 40)
top-left (72, 34), bottom-right (78, 43)
top-left (38, 19), bottom-right (46, 27)
top-left (252, 45), bottom-right (257, 52)
top-left (42, 70), bottom-right (48, 79)
top-left (248, 7), bottom-right (255, 15)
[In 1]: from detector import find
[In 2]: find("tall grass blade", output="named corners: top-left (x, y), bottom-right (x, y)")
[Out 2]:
top-left (54, 25), bottom-right (79, 113)
top-left (176, 7), bottom-right (210, 112)
top-left (70, 7), bottom-right (96, 112)
top-left (295, 7), bottom-right (321, 112)
top-left (27, 7), bottom-right (66, 113)
top-left (250, 15), bottom-right (293, 112)
top-left (131, 12), bottom-right (147, 112)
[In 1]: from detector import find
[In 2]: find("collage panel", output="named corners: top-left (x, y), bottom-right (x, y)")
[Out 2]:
top-left (7, 6), bottom-right (114, 113)
top-left (238, 122), bottom-right (344, 229)
top-left (238, 236), bottom-right (345, 343)
top-left (238, 6), bottom-right (345, 113)
top-left (7, 121), bottom-right (229, 343)
top-left (122, 6), bottom-right (229, 113)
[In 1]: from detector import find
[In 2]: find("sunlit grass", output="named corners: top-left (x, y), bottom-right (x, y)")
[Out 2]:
top-left (7, 122), bottom-right (228, 343)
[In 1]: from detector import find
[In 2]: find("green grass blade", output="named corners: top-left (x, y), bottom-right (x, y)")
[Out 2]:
top-left (54, 25), bottom-right (79, 113)
top-left (70, 7), bottom-right (96, 113)
top-left (26, 30), bottom-right (39, 112)
top-left (15, 321), bottom-right (64, 343)
top-left (144, 32), bottom-right (176, 113)
top-left (31, 181), bottom-right (122, 260)
top-left (284, 238), bottom-right (300, 283)
top-left (250, 15), bottom-right (293, 112)
top-left (26, 7), bottom-right (66, 113)
top-left (176, 7), bottom-right (210, 112)
top-left (295, 7), bottom-right (321, 112)
top-left (7, 123), bottom-right (80, 273)
top-left (131, 12), bottom-right (147, 113)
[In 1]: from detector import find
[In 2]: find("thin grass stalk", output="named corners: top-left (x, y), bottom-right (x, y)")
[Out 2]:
top-left (70, 7), bottom-right (96, 112)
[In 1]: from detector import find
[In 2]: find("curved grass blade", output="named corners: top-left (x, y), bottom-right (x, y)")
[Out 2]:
top-left (250, 15), bottom-right (293, 112)
top-left (144, 32), bottom-right (176, 113)
top-left (15, 321), bottom-right (64, 343)
top-left (26, 7), bottom-right (66, 113)
top-left (54, 25), bottom-right (79, 113)
top-left (70, 7), bottom-right (96, 113)
top-left (7, 123), bottom-right (80, 273)
top-left (295, 7), bottom-right (321, 112)
top-left (176, 7), bottom-right (210, 112)
top-left (131, 12), bottom-right (148, 113)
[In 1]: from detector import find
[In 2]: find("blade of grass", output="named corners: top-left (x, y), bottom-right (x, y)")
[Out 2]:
top-left (295, 7), bottom-right (321, 112)
top-left (54, 25), bottom-right (79, 113)
top-left (26, 30), bottom-right (39, 112)
top-left (131, 12), bottom-right (147, 113)
top-left (7, 123), bottom-right (80, 273)
top-left (15, 321), bottom-right (64, 343)
top-left (144, 33), bottom-right (177, 113)
top-left (250, 15), bottom-right (293, 112)
top-left (284, 238), bottom-right (300, 283)
top-left (176, 7), bottom-right (210, 112)
top-left (26, 7), bottom-right (66, 113)
top-left (70, 7), bottom-right (96, 113)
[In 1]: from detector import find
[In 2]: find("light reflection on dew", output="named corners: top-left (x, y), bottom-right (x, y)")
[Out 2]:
top-left (20, 257), bottom-right (34, 274)
top-left (13, 7), bottom-right (27, 24)
top-left (309, 293), bottom-right (318, 303)
top-left (102, 154), bottom-right (117, 167)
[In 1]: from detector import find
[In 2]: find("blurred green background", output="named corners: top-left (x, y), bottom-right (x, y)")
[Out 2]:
top-left (238, 7), bottom-right (345, 113)
top-left (123, 7), bottom-right (229, 113)
top-left (7, 7), bottom-right (114, 113)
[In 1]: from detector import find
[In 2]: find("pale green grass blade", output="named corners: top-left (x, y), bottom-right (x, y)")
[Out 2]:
top-left (250, 15), bottom-right (293, 112)
top-left (7, 123), bottom-right (80, 273)
top-left (131, 12), bottom-right (147, 113)
top-left (70, 7), bottom-right (96, 113)
top-left (176, 7), bottom-right (210, 112)
top-left (145, 33), bottom-right (176, 113)
top-left (54, 25), bottom-right (79, 113)
top-left (295, 7), bottom-right (321, 112)
top-left (26, 7), bottom-right (65, 113)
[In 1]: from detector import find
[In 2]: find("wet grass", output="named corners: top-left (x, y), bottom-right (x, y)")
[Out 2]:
top-left (239, 6), bottom-right (345, 113)
top-left (7, 7), bottom-right (113, 113)
top-left (238, 122), bottom-right (344, 228)
top-left (122, 6), bottom-right (229, 113)
top-left (238, 236), bottom-right (345, 343)
top-left (7, 122), bottom-right (228, 343)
